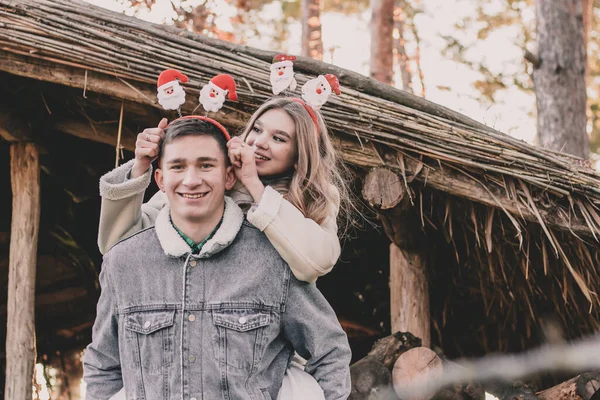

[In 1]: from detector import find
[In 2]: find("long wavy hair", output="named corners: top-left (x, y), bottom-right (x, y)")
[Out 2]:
top-left (240, 97), bottom-right (352, 227)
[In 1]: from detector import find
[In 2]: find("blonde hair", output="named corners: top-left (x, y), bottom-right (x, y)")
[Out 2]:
top-left (240, 97), bottom-right (351, 227)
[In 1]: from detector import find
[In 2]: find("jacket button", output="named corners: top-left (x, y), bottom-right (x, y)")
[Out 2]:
top-left (189, 260), bottom-right (197, 267)
top-left (188, 314), bottom-right (196, 322)
top-left (238, 317), bottom-right (247, 324)
top-left (188, 355), bottom-right (196, 363)
top-left (144, 321), bottom-right (151, 328)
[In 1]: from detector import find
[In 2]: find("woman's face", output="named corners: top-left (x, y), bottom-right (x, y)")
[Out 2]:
top-left (245, 108), bottom-right (298, 178)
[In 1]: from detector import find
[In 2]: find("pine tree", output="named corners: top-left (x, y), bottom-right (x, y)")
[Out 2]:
top-left (532, 0), bottom-right (588, 158)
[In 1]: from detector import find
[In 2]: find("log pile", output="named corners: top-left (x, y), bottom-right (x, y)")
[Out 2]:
top-left (350, 332), bottom-right (484, 400)
top-left (351, 332), bottom-right (600, 400)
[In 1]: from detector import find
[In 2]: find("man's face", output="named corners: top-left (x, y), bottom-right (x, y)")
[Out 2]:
top-left (155, 135), bottom-right (235, 227)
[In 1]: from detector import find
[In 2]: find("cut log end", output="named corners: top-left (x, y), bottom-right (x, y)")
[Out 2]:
top-left (362, 167), bottom-right (406, 209)
top-left (393, 347), bottom-right (443, 400)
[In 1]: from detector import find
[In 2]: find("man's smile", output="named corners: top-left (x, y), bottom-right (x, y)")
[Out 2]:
top-left (178, 192), bottom-right (209, 199)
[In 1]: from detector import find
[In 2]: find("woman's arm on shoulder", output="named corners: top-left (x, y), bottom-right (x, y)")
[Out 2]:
top-left (98, 160), bottom-right (166, 254)
top-left (246, 185), bottom-right (341, 283)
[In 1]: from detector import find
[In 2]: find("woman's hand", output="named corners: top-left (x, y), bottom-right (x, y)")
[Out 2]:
top-left (131, 118), bottom-right (167, 178)
top-left (227, 138), bottom-right (265, 202)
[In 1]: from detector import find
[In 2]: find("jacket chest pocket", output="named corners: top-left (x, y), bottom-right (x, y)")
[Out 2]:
top-left (212, 310), bottom-right (271, 370)
top-left (123, 309), bottom-right (176, 373)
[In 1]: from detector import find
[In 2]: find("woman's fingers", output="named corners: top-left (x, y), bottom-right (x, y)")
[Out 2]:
top-left (138, 130), bottom-right (162, 143)
top-left (227, 136), bottom-right (243, 148)
top-left (157, 118), bottom-right (168, 130)
top-left (135, 146), bottom-right (159, 160)
top-left (239, 144), bottom-right (256, 163)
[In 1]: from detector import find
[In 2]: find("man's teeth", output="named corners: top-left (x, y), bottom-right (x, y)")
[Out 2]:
top-left (181, 193), bottom-right (207, 199)
top-left (255, 154), bottom-right (269, 161)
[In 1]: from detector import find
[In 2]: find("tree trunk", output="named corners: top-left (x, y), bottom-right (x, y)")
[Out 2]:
top-left (301, 0), bottom-right (323, 61)
top-left (533, 0), bottom-right (588, 159)
top-left (5, 142), bottom-right (40, 400)
top-left (370, 0), bottom-right (395, 85)
top-left (582, 0), bottom-right (593, 52)
top-left (394, 1), bottom-right (413, 93)
top-left (410, 17), bottom-right (426, 97)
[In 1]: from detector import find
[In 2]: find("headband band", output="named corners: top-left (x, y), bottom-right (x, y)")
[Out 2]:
top-left (166, 115), bottom-right (231, 141)
top-left (289, 98), bottom-right (319, 136)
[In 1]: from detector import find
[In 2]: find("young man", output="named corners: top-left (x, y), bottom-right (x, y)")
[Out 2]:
top-left (83, 117), bottom-right (352, 400)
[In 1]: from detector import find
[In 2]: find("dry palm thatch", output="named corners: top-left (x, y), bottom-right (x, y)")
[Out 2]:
top-left (1, 0), bottom-right (600, 353)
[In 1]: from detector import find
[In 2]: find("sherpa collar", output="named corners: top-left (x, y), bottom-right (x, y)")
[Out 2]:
top-left (155, 196), bottom-right (244, 258)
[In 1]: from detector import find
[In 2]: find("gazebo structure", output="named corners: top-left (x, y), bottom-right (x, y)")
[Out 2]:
top-left (2, 0), bottom-right (600, 398)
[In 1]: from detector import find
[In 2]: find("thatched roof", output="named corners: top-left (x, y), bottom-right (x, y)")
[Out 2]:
top-left (2, 0), bottom-right (600, 354)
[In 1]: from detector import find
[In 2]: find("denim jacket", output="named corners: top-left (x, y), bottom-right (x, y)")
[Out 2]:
top-left (83, 197), bottom-right (352, 400)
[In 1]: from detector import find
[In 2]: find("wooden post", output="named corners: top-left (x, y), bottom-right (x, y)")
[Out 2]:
top-left (363, 167), bottom-right (431, 347)
top-left (390, 244), bottom-right (430, 347)
top-left (5, 142), bottom-right (40, 400)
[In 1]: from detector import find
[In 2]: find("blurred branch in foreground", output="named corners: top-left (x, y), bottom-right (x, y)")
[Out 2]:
top-left (395, 334), bottom-right (600, 399)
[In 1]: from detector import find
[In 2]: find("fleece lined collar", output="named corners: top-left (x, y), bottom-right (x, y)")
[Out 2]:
top-left (155, 196), bottom-right (244, 258)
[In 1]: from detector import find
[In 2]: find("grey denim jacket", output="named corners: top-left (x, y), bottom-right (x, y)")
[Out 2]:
top-left (83, 197), bottom-right (351, 400)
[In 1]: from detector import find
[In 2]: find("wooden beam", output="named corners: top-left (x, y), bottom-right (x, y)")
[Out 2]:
top-left (53, 118), bottom-right (137, 151)
top-left (339, 139), bottom-right (596, 238)
top-left (35, 287), bottom-right (88, 307)
top-left (5, 142), bottom-right (40, 400)
top-left (0, 52), bottom-right (250, 128)
top-left (0, 110), bottom-right (34, 142)
top-left (0, 52), bottom-right (159, 109)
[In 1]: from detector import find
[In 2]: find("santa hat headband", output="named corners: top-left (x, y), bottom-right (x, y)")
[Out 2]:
top-left (157, 69), bottom-right (188, 90)
top-left (208, 74), bottom-right (238, 101)
top-left (289, 98), bottom-right (319, 136)
top-left (318, 74), bottom-right (341, 95)
top-left (166, 115), bottom-right (231, 141)
top-left (271, 53), bottom-right (297, 70)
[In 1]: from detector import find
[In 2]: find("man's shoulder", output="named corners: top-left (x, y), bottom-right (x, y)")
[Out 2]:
top-left (237, 220), bottom-right (273, 246)
top-left (104, 226), bottom-right (159, 258)
top-left (232, 221), bottom-right (288, 267)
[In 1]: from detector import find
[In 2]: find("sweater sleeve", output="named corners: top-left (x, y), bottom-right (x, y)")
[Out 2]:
top-left (246, 185), bottom-right (341, 283)
top-left (97, 160), bottom-right (167, 254)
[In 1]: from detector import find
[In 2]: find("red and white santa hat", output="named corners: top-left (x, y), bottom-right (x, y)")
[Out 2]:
top-left (317, 74), bottom-right (341, 95)
top-left (270, 54), bottom-right (297, 70)
top-left (207, 74), bottom-right (238, 101)
top-left (157, 69), bottom-right (189, 90)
